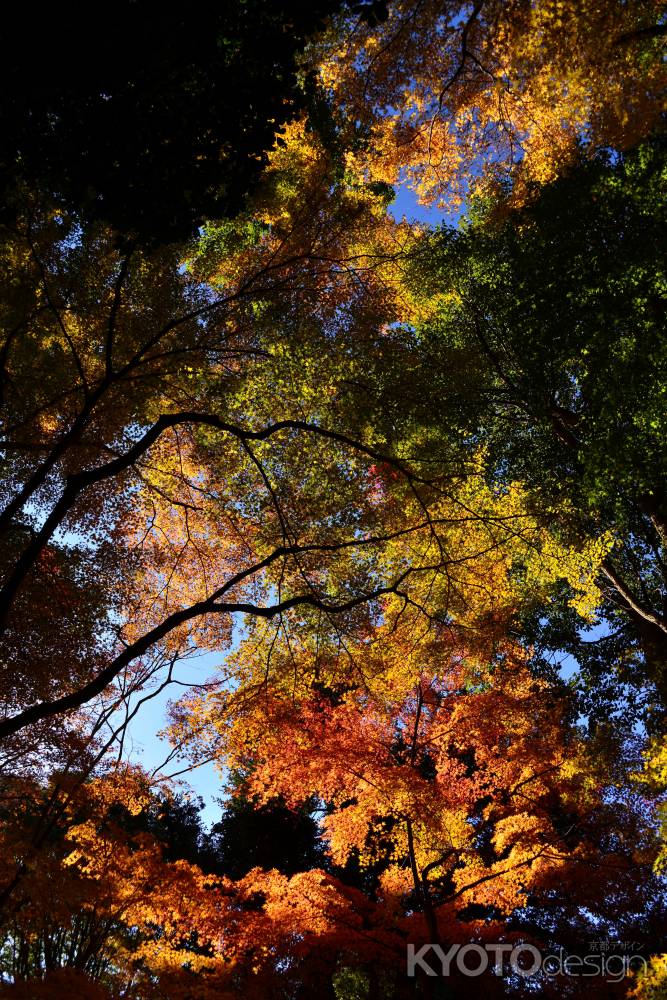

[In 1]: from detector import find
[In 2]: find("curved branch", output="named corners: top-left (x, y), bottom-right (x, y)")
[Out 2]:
top-left (0, 570), bottom-right (410, 741)
top-left (0, 411), bottom-right (422, 632)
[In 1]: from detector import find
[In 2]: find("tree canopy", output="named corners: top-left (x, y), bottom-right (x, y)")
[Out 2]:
top-left (0, 2), bottom-right (666, 998)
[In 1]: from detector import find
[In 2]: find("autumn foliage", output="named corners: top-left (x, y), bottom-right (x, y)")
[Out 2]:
top-left (0, 3), bottom-right (666, 998)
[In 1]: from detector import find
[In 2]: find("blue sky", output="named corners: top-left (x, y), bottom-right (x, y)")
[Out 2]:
top-left (117, 648), bottom-right (228, 827)
top-left (389, 183), bottom-right (450, 226)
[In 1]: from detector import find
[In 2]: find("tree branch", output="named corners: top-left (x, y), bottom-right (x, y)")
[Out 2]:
top-left (0, 572), bottom-right (410, 740)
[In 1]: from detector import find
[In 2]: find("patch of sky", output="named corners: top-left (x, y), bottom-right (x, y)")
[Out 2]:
top-left (539, 619), bottom-right (609, 684)
top-left (109, 643), bottom-right (238, 829)
top-left (54, 220), bottom-right (84, 256)
top-left (388, 182), bottom-right (453, 228)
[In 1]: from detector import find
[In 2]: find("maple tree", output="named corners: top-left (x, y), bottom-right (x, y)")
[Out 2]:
top-left (0, 5), bottom-right (665, 998)
top-left (316, 0), bottom-right (667, 211)
top-left (0, 118), bottom-right (576, 994)
top-left (0, 153), bottom-right (406, 747)
top-left (0, 114), bottom-right (611, 750)
top-left (1, 638), bottom-right (661, 999)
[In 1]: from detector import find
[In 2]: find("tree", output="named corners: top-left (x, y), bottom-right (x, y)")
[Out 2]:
top-left (1, 9), bottom-right (665, 997)
top-left (0, 133), bottom-right (417, 749)
top-left (165, 624), bottom-right (664, 997)
top-left (4, 653), bottom-right (657, 999)
top-left (209, 769), bottom-right (325, 880)
top-left (0, 114), bottom-right (606, 751)
top-left (316, 0), bottom-right (666, 211)
top-left (0, 769), bottom-right (213, 997)
top-left (405, 136), bottom-right (667, 709)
